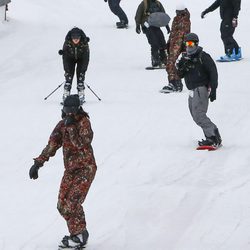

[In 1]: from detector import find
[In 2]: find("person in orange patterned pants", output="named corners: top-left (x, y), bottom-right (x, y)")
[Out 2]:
top-left (29, 94), bottom-right (97, 249)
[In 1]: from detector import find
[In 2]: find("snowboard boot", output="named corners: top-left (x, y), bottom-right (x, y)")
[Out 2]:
top-left (232, 47), bottom-right (242, 60)
top-left (62, 82), bottom-right (71, 103)
top-left (198, 136), bottom-right (217, 147)
top-left (151, 50), bottom-right (161, 67)
top-left (77, 82), bottom-right (85, 105)
top-left (175, 79), bottom-right (183, 92)
top-left (160, 80), bottom-right (178, 93)
top-left (116, 20), bottom-right (128, 29)
top-left (214, 128), bottom-right (222, 146)
top-left (60, 229), bottom-right (89, 249)
top-left (159, 48), bottom-right (167, 66)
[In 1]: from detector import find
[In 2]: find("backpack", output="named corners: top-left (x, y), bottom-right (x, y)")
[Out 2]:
top-left (147, 12), bottom-right (170, 27)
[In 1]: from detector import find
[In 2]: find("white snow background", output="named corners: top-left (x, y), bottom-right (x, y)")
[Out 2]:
top-left (0, 0), bottom-right (250, 249)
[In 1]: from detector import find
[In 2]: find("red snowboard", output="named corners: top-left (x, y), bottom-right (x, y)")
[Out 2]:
top-left (196, 145), bottom-right (222, 151)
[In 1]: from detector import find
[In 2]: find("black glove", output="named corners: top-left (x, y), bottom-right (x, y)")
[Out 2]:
top-left (58, 49), bottom-right (64, 55)
top-left (166, 25), bottom-right (171, 34)
top-left (64, 115), bottom-right (76, 126)
top-left (29, 161), bottom-right (43, 180)
top-left (136, 25), bottom-right (141, 34)
top-left (141, 25), bottom-right (147, 34)
top-left (201, 10), bottom-right (208, 19)
top-left (209, 88), bottom-right (216, 102)
top-left (104, 0), bottom-right (107, 2)
top-left (232, 18), bottom-right (238, 28)
top-left (177, 56), bottom-right (191, 72)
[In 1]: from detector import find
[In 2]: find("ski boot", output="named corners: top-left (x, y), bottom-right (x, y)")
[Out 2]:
top-left (61, 82), bottom-right (71, 105)
top-left (77, 82), bottom-right (85, 105)
top-left (116, 20), bottom-right (128, 29)
top-left (59, 229), bottom-right (89, 249)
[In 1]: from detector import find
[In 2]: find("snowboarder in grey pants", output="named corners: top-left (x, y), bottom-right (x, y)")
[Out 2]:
top-left (177, 33), bottom-right (222, 147)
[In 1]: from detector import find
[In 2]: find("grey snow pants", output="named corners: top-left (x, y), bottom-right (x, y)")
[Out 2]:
top-left (188, 86), bottom-right (217, 138)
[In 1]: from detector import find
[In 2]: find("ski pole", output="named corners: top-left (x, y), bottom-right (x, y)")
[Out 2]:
top-left (86, 83), bottom-right (101, 101)
top-left (44, 81), bottom-right (65, 100)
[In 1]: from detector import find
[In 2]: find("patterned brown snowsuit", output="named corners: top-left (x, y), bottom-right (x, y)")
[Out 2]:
top-left (166, 9), bottom-right (191, 82)
top-left (34, 112), bottom-right (97, 235)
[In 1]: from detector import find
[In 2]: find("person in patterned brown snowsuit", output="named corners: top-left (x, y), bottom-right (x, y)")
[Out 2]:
top-left (29, 94), bottom-right (96, 249)
top-left (160, 4), bottom-right (191, 93)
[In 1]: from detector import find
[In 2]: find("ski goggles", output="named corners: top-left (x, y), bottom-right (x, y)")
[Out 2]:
top-left (185, 41), bottom-right (196, 47)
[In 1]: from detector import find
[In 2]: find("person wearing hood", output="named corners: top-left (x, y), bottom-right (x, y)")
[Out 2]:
top-left (58, 27), bottom-right (90, 105)
top-left (176, 33), bottom-right (222, 148)
top-left (29, 95), bottom-right (97, 249)
top-left (135, 0), bottom-right (170, 67)
top-left (160, 4), bottom-right (191, 93)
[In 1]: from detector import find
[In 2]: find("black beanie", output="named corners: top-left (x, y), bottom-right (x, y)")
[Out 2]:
top-left (184, 33), bottom-right (199, 43)
top-left (64, 95), bottom-right (80, 107)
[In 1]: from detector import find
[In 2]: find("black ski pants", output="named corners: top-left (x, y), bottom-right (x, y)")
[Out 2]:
top-left (144, 26), bottom-right (167, 61)
top-left (220, 19), bottom-right (239, 55)
top-left (108, 0), bottom-right (128, 24)
top-left (63, 55), bottom-right (89, 91)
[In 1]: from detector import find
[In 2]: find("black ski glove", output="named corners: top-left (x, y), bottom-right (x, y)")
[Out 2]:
top-left (58, 49), bottom-right (64, 55)
top-left (232, 18), bottom-right (238, 28)
top-left (201, 10), bottom-right (208, 19)
top-left (177, 56), bottom-right (191, 72)
top-left (209, 88), bottom-right (216, 102)
top-left (166, 25), bottom-right (171, 34)
top-left (29, 161), bottom-right (43, 180)
top-left (104, 0), bottom-right (107, 2)
top-left (136, 25), bottom-right (141, 34)
top-left (64, 115), bottom-right (76, 126)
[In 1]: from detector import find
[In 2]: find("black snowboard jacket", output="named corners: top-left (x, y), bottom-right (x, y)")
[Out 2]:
top-left (205, 0), bottom-right (241, 20)
top-left (177, 47), bottom-right (218, 91)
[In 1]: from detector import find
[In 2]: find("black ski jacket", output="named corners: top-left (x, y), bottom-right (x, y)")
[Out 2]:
top-left (205, 0), bottom-right (241, 20)
top-left (62, 40), bottom-right (89, 61)
top-left (177, 47), bottom-right (218, 91)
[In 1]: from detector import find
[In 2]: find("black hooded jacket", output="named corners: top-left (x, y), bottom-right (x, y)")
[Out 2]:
top-left (205, 0), bottom-right (241, 20)
top-left (62, 28), bottom-right (90, 60)
top-left (177, 47), bottom-right (218, 91)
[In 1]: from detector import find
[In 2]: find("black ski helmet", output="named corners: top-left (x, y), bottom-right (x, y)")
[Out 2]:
top-left (184, 33), bottom-right (199, 44)
top-left (63, 94), bottom-right (80, 114)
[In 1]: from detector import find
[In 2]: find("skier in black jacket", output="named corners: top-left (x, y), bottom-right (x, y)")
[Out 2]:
top-left (177, 33), bottom-right (222, 147)
top-left (201, 0), bottom-right (241, 61)
top-left (59, 27), bottom-right (90, 104)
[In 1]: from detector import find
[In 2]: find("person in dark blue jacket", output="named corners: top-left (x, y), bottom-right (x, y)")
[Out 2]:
top-left (104, 0), bottom-right (128, 29)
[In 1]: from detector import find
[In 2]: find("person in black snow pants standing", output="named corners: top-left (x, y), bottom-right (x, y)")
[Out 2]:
top-left (104, 0), bottom-right (128, 29)
top-left (176, 33), bottom-right (222, 148)
top-left (201, 0), bottom-right (241, 61)
top-left (135, 0), bottom-right (170, 68)
top-left (58, 27), bottom-right (90, 105)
